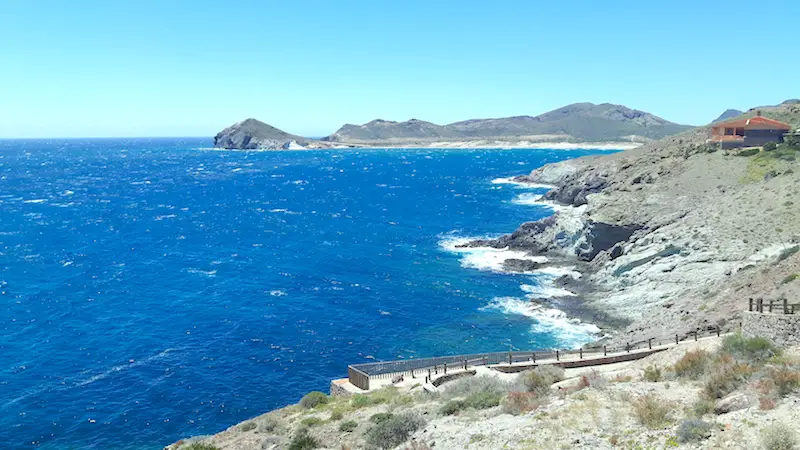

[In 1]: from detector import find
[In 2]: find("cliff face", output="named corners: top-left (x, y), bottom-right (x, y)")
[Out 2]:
top-left (480, 102), bottom-right (800, 344)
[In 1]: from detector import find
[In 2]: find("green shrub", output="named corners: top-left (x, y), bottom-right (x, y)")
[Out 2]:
top-left (289, 429), bottom-right (319, 450)
top-left (239, 421), bottom-right (256, 432)
top-left (643, 365), bottom-right (662, 382)
top-left (631, 394), bottom-right (673, 429)
top-left (329, 409), bottom-right (343, 421)
top-left (520, 365), bottom-right (565, 395)
top-left (369, 412), bottom-right (394, 424)
top-left (737, 148), bottom-right (760, 157)
top-left (674, 350), bottom-right (711, 379)
top-left (299, 391), bottom-right (329, 409)
top-left (761, 423), bottom-right (798, 450)
top-left (258, 415), bottom-right (281, 433)
top-left (182, 444), bottom-right (220, 450)
top-left (721, 333), bottom-right (781, 363)
top-left (442, 375), bottom-right (519, 400)
top-left (339, 420), bottom-right (358, 432)
top-left (692, 398), bottom-right (715, 417)
top-left (440, 399), bottom-right (466, 415)
top-left (501, 392), bottom-right (540, 415)
top-left (350, 394), bottom-right (373, 408)
top-left (677, 419), bottom-right (713, 443)
top-left (300, 417), bottom-right (323, 427)
top-left (365, 412), bottom-right (426, 449)
top-left (764, 142), bottom-right (778, 151)
top-left (704, 358), bottom-right (754, 399)
top-left (465, 391), bottom-right (502, 409)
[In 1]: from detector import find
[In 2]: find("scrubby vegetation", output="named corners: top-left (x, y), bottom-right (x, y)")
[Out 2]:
top-left (761, 423), bottom-right (798, 450)
top-left (364, 412), bottom-right (426, 449)
top-left (182, 444), bottom-right (220, 450)
top-left (288, 428), bottom-right (319, 450)
top-left (643, 365), bottom-right (662, 382)
top-left (673, 350), bottom-right (711, 379)
top-left (520, 365), bottom-right (565, 395)
top-left (721, 333), bottom-right (781, 363)
top-left (676, 418), bottom-right (713, 443)
top-left (631, 394), bottom-right (673, 429)
top-left (778, 245), bottom-right (799, 262)
top-left (299, 391), bottom-right (329, 409)
top-left (338, 420), bottom-right (358, 432)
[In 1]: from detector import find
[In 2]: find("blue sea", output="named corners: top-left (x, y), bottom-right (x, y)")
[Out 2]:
top-left (0, 139), bottom-right (611, 449)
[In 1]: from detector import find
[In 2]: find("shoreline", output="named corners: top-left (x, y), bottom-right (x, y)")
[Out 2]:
top-left (206, 141), bottom-right (641, 151)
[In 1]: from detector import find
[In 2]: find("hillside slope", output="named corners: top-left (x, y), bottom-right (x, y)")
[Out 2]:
top-left (213, 119), bottom-right (312, 150)
top-left (489, 101), bottom-right (800, 343)
top-left (325, 102), bottom-right (692, 144)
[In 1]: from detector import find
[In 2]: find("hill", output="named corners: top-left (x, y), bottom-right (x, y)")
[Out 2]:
top-left (325, 102), bottom-right (692, 144)
top-left (213, 118), bottom-right (311, 150)
top-left (712, 109), bottom-right (743, 122)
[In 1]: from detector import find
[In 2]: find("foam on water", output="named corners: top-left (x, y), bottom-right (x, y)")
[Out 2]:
top-left (481, 297), bottom-right (599, 348)
top-left (438, 234), bottom-right (548, 273)
top-left (491, 177), bottom-right (555, 189)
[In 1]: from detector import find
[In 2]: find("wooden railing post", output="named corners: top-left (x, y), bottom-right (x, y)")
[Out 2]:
top-left (556, 350), bottom-right (560, 361)
top-left (749, 298), bottom-right (753, 311)
top-left (508, 353), bottom-right (512, 365)
top-left (758, 299), bottom-right (763, 313)
top-left (626, 343), bottom-right (630, 353)
top-left (532, 352), bottom-right (536, 363)
top-left (784, 298), bottom-right (789, 314)
top-left (694, 331), bottom-right (698, 341)
top-left (444, 363), bottom-right (447, 374)
top-left (603, 345), bottom-right (607, 356)
top-left (648, 338), bottom-right (653, 350)
top-left (579, 348), bottom-right (583, 359)
top-left (464, 359), bottom-right (467, 370)
top-left (716, 326), bottom-right (720, 337)
top-left (675, 334), bottom-right (679, 345)
top-left (769, 301), bottom-right (773, 313)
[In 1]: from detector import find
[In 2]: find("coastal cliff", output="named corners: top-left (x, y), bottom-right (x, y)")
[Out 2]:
top-left (471, 102), bottom-right (800, 344)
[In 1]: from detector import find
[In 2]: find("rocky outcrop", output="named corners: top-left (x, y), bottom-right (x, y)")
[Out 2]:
top-left (213, 118), bottom-right (310, 150)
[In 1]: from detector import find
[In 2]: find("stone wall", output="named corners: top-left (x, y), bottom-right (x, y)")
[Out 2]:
top-left (741, 311), bottom-right (800, 347)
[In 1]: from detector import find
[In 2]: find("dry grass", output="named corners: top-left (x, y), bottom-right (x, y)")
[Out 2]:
top-left (630, 394), bottom-right (673, 429)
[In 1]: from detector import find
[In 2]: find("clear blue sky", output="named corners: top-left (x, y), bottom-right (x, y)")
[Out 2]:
top-left (1, 0), bottom-right (797, 138)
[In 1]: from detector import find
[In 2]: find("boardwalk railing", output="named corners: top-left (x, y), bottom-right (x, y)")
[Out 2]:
top-left (347, 326), bottom-right (724, 390)
top-left (749, 298), bottom-right (800, 315)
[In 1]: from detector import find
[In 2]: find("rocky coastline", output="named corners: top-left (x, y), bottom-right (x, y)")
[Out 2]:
top-left (461, 101), bottom-right (800, 346)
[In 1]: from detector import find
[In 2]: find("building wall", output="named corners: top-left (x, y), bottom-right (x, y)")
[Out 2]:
top-left (742, 311), bottom-right (800, 347)
top-left (744, 129), bottom-right (787, 146)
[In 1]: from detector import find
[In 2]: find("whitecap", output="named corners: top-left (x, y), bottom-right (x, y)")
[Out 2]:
top-left (185, 268), bottom-right (217, 277)
top-left (269, 290), bottom-right (287, 297)
top-left (520, 283), bottom-right (576, 298)
top-left (23, 199), bottom-right (47, 204)
top-left (75, 348), bottom-right (176, 387)
top-left (439, 234), bottom-right (547, 273)
top-left (481, 297), bottom-right (599, 348)
top-left (511, 192), bottom-right (544, 205)
top-left (491, 177), bottom-right (555, 189)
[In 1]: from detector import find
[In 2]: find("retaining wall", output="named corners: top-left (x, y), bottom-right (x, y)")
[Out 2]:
top-left (742, 311), bottom-right (800, 347)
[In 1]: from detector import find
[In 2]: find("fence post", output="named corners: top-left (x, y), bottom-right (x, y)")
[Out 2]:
top-left (444, 363), bottom-right (447, 374)
top-left (769, 301), bottom-right (773, 313)
top-left (579, 348), bottom-right (583, 359)
top-left (532, 352), bottom-right (536, 363)
top-left (758, 299), bottom-right (763, 313)
top-left (508, 353), bottom-right (512, 365)
top-left (556, 350), bottom-right (560, 361)
top-left (784, 298), bottom-right (789, 314)
top-left (411, 369), bottom-right (415, 379)
top-left (648, 338), bottom-right (652, 350)
top-left (603, 345), bottom-right (607, 356)
top-left (716, 326), bottom-right (720, 337)
top-left (749, 298), bottom-right (753, 312)
top-left (694, 331), bottom-right (698, 341)
top-left (464, 359), bottom-right (467, 370)
top-left (676, 334), bottom-right (679, 345)
top-left (626, 343), bottom-right (630, 353)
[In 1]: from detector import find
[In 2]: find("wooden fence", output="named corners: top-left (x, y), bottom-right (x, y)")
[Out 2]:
top-left (749, 298), bottom-right (800, 315)
top-left (347, 326), bottom-right (724, 390)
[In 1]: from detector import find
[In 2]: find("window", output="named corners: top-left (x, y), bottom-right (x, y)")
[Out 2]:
top-left (725, 128), bottom-right (734, 135)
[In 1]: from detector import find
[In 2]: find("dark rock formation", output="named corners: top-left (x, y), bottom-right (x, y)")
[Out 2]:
top-left (501, 258), bottom-right (544, 272)
top-left (543, 174), bottom-right (607, 206)
top-left (576, 221), bottom-right (641, 261)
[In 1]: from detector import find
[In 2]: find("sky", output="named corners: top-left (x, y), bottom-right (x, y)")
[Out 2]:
top-left (1, 0), bottom-right (798, 138)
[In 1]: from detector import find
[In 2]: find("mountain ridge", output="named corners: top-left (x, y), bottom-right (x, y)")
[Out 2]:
top-left (213, 102), bottom-right (694, 149)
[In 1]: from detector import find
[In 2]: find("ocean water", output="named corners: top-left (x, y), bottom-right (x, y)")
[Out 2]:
top-left (0, 139), bottom-right (611, 449)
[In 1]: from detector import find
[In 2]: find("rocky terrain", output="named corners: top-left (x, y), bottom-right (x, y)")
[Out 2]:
top-left (464, 101), bottom-right (800, 345)
top-left (166, 335), bottom-right (800, 450)
top-left (212, 103), bottom-right (692, 150)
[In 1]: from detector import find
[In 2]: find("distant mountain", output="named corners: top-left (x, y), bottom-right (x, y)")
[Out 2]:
top-left (713, 109), bottom-right (744, 123)
top-left (326, 102), bottom-right (692, 143)
top-left (213, 118), bottom-right (309, 150)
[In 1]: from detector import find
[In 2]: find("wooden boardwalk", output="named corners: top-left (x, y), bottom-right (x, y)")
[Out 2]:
top-left (338, 330), bottom-right (728, 393)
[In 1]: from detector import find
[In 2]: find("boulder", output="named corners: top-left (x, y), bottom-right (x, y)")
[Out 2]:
top-left (714, 392), bottom-right (752, 415)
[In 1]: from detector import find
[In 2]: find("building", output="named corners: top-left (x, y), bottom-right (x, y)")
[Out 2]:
top-left (710, 112), bottom-right (792, 148)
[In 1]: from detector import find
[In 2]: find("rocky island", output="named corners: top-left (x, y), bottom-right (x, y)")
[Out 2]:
top-left (212, 103), bottom-right (693, 150)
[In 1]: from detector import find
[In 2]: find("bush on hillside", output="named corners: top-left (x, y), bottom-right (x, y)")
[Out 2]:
top-left (288, 428), bottom-right (319, 450)
top-left (299, 391), bottom-right (329, 409)
top-left (238, 421), bottom-right (256, 432)
top-left (643, 365), bottom-right (663, 382)
top-left (767, 366), bottom-right (800, 397)
top-left (721, 333), bottom-right (781, 363)
top-left (631, 394), bottom-right (673, 429)
top-left (736, 148), bottom-right (760, 157)
top-left (365, 412), bottom-right (426, 449)
top-left (339, 420), bottom-right (358, 432)
top-left (258, 415), bottom-right (282, 434)
top-left (501, 392), bottom-right (541, 415)
top-left (703, 359), bottom-right (753, 399)
top-left (300, 417), bottom-right (323, 427)
top-left (442, 375), bottom-right (520, 400)
top-left (182, 444), bottom-right (220, 450)
top-left (369, 412), bottom-right (394, 425)
top-left (673, 350), bottom-right (711, 379)
top-left (764, 141), bottom-right (778, 151)
top-left (677, 419), bottom-right (713, 443)
top-left (761, 423), bottom-right (798, 450)
top-left (520, 365), bottom-right (565, 395)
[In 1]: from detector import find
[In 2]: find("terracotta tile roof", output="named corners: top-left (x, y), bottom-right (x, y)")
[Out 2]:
top-left (713, 116), bottom-right (791, 130)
